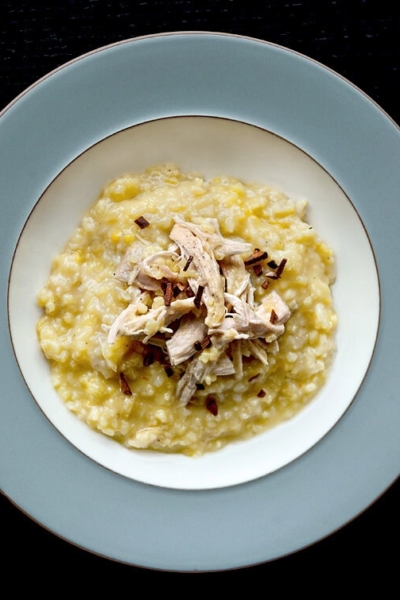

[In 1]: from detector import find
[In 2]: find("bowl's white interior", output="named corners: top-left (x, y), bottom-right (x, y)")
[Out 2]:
top-left (8, 116), bottom-right (379, 490)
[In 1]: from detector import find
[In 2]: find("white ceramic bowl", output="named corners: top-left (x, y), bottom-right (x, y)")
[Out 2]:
top-left (8, 115), bottom-right (379, 489)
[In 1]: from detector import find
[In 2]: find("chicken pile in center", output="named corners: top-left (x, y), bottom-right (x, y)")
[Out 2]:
top-left (106, 218), bottom-right (290, 405)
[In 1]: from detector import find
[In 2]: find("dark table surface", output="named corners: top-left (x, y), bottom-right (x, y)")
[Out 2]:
top-left (1, 0), bottom-right (399, 583)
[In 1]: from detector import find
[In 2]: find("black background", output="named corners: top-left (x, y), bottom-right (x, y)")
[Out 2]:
top-left (1, 0), bottom-right (399, 584)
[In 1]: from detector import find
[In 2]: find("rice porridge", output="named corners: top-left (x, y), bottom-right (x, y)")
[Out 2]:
top-left (37, 164), bottom-right (337, 456)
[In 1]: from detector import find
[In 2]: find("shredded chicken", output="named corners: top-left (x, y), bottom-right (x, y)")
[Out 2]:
top-left (166, 313), bottom-right (207, 366)
top-left (208, 292), bottom-right (288, 343)
top-left (115, 241), bottom-right (144, 284)
top-left (211, 354), bottom-right (236, 377)
top-left (176, 354), bottom-right (212, 406)
top-left (107, 297), bottom-right (195, 344)
top-left (141, 249), bottom-right (181, 281)
top-left (220, 254), bottom-right (251, 298)
top-left (106, 218), bottom-right (291, 405)
top-left (175, 218), bottom-right (252, 259)
top-left (170, 222), bottom-right (226, 328)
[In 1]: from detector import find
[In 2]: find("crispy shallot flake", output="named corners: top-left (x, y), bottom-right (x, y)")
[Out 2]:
top-left (194, 285), bottom-right (205, 309)
top-left (265, 271), bottom-right (278, 280)
top-left (161, 278), bottom-right (173, 306)
top-left (186, 285), bottom-right (195, 298)
top-left (276, 258), bottom-right (288, 278)
top-left (134, 216), bottom-right (150, 229)
top-left (173, 282), bottom-right (186, 298)
top-left (119, 372), bottom-right (132, 395)
top-left (253, 264), bottom-right (263, 277)
top-left (261, 279), bottom-right (270, 290)
top-left (202, 335), bottom-right (212, 349)
top-left (263, 258), bottom-right (288, 281)
top-left (164, 366), bottom-right (174, 378)
top-left (244, 249), bottom-right (269, 266)
top-left (183, 255), bottom-right (194, 271)
top-left (194, 335), bottom-right (212, 352)
top-left (143, 352), bottom-right (154, 367)
top-left (270, 309), bottom-right (279, 324)
top-left (248, 374), bottom-right (261, 382)
top-left (206, 396), bottom-right (218, 416)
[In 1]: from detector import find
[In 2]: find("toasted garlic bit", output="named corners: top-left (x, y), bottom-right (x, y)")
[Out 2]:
top-left (37, 164), bottom-right (336, 456)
